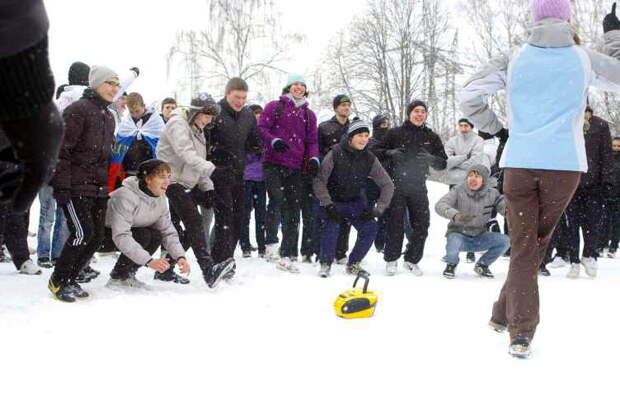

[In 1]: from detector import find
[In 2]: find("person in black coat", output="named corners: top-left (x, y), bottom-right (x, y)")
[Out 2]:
top-left (209, 78), bottom-right (261, 274)
top-left (374, 100), bottom-right (447, 276)
top-left (600, 136), bottom-right (620, 257)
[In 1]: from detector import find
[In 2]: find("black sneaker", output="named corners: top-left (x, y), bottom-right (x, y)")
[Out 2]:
top-left (538, 264), bottom-right (551, 276)
top-left (509, 337), bottom-right (531, 359)
top-left (346, 262), bottom-right (370, 277)
top-left (443, 264), bottom-right (457, 279)
top-left (154, 268), bottom-right (190, 284)
top-left (474, 263), bottom-right (494, 278)
top-left (67, 281), bottom-right (90, 299)
top-left (204, 258), bottom-right (235, 288)
top-left (242, 250), bottom-right (251, 258)
top-left (37, 257), bottom-right (54, 269)
top-left (75, 265), bottom-right (100, 283)
top-left (466, 252), bottom-right (475, 263)
top-left (48, 277), bottom-right (75, 303)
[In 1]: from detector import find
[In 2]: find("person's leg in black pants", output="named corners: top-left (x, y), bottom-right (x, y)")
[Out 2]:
top-left (581, 192), bottom-right (603, 259)
top-left (565, 193), bottom-right (584, 264)
top-left (280, 168), bottom-right (302, 259)
top-left (300, 174), bottom-right (315, 259)
top-left (110, 227), bottom-right (162, 280)
top-left (54, 197), bottom-right (107, 286)
top-left (384, 192), bottom-right (407, 263)
top-left (609, 198), bottom-right (620, 252)
top-left (253, 181), bottom-right (267, 254)
top-left (166, 183), bottom-right (213, 273)
top-left (403, 191), bottom-right (430, 265)
top-left (264, 164), bottom-right (283, 249)
top-left (335, 221), bottom-right (351, 262)
top-left (4, 211), bottom-right (30, 270)
top-left (240, 180), bottom-right (255, 253)
top-left (212, 171), bottom-right (244, 264)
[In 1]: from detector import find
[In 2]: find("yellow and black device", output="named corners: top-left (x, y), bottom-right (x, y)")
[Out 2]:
top-left (334, 274), bottom-right (378, 319)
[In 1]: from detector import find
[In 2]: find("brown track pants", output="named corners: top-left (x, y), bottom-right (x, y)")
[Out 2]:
top-left (492, 168), bottom-right (580, 341)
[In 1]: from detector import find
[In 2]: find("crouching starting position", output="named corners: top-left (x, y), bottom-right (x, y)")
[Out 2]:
top-left (435, 165), bottom-right (509, 279)
top-left (105, 160), bottom-right (189, 289)
top-left (313, 120), bottom-right (394, 277)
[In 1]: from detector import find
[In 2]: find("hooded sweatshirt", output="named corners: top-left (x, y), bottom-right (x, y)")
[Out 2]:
top-left (435, 165), bottom-right (506, 237)
top-left (106, 176), bottom-right (185, 265)
top-left (444, 131), bottom-right (486, 185)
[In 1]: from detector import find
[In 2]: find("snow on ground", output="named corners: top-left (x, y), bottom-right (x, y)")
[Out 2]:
top-left (1, 182), bottom-right (619, 413)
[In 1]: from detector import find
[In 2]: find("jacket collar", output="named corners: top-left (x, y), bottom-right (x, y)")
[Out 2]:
top-left (82, 88), bottom-right (112, 109)
top-left (527, 19), bottom-right (576, 48)
top-left (219, 98), bottom-right (240, 120)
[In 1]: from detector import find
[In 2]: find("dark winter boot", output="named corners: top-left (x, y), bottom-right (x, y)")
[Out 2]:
top-left (67, 281), bottom-right (90, 299)
top-left (203, 257), bottom-right (235, 288)
top-left (48, 276), bottom-right (75, 303)
top-left (466, 252), bottom-right (475, 263)
top-left (37, 257), bottom-right (54, 269)
top-left (154, 267), bottom-right (190, 284)
top-left (474, 263), bottom-right (494, 278)
top-left (443, 264), bottom-right (457, 279)
top-left (538, 264), bottom-right (551, 276)
top-left (346, 262), bottom-right (370, 277)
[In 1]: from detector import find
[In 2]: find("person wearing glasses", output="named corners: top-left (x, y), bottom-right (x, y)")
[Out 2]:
top-left (48, 65), bottom-right (121, 302)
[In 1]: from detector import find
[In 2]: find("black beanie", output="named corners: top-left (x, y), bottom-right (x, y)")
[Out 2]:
top-left (458, 118), bottom-right (474, 128)
top-left (137, 159), bottom-right (167, 180)
top-left (68, 61), bottom-right (90, 86)
top-left (406, 100), bottom-right (428, 118)
top-left (333, 94), bottom-right (351, 109)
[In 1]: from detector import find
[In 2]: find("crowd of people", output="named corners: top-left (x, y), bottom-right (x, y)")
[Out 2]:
top-left (1, 0), bottom-right (620, 358)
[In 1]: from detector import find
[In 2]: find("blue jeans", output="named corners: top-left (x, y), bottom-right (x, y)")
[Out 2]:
top-left (445, 232), bottom-right (509, 266)
top-left (240, 180), bottom-right (266, 252)
top-left (37, 185), bottom-right (68, 260)
top-left (319, 200), bottom-right (377, 265)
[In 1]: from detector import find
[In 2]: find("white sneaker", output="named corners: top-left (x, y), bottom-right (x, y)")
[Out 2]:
top-left (336, 257), bottom-right (348, 265)
top-left (386, 261), bottom-right (397, 276)
top-left (277, 257), bottom-right (300, 273)
top-left (264, 243), bottom-right (280, 263)
top-left (549, 256), bottom-right (569, 268)
top-left (403, 261), bottom-right (423, 276)
top-left (18, 259), bottom-right (42, 275)
top-left (581, 257), bottom-right (598, 278)
top-left (566, 263), bottom-right (580, 279)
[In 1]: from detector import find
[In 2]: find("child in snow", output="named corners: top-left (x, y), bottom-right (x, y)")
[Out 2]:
top-left (459, 0), bottom-right (620, 358)
top-left (313, 119), bottom-right (394, 278)
top-left (435, 165), bottom-right (509, 279)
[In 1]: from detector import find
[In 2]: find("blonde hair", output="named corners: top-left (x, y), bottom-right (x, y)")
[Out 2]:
top-left (126, 92), bottom-right (145, 111)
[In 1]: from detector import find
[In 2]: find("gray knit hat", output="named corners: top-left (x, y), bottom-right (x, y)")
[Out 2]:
top-left (88, 65), bottom-right (119, 89)
top-left (348, 119), bottom-right (370, 138)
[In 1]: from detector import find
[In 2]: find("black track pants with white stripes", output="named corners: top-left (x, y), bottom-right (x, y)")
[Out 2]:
top-left (53, 197), bottom-right (107, 284)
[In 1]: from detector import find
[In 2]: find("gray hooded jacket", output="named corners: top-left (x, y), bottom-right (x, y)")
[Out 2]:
top-left (435, 165), bottom-right (506, 237)
top-left (444, 131), bottom-right (486, 185)
top-left (106, 177), bottom-right (185, 266)
top-left (157, 108), bottom-right (215, 191)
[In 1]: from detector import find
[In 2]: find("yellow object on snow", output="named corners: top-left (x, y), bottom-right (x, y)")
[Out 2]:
top-left (334, 274), bottom-right (378, 319)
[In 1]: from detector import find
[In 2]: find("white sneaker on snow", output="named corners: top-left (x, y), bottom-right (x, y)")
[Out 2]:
top-left (566, 263), bottom-right (580, 279)
top-left (19, 259), bottom-right (42, 275)
top-left (403, 261), bottom-right (423, 276)
top-left (264, 243), bottom-right (280, 263)
top-left (581, 257), bottom-right (597, 278)
top-left (386, 261), bottom-right (397, 276)
top-left (549, 256), bottom-right (569, 268)
top-left (277, 257), bottom-right (300, 273)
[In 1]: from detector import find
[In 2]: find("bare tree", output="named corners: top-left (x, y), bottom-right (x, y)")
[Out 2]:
top-left (167, 0), bottom-right (303, 101)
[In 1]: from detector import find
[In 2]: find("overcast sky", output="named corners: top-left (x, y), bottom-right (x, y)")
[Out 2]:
top-left (45, 0), bottom-right (464, 106)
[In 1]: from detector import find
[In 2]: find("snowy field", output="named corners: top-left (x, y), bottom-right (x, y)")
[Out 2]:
top-left (1, 181), bottom-right (619, 413)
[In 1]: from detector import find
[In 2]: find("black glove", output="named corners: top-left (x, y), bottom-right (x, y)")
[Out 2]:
top-left (130, 66), bottom-right (140, 77)
top-left (604, 3), bottom-right (620, 33)
top-left (325, 204), bottom-right (343, 223)
top-left (211, 149), bottom-right (234, 167)
top-left (307, 158), bottom-right (320, 178)
top-left (454, 213), bottom-right (475, 225)
top-left (386, 148), bottom-right (405, 159)
top-left (478, 131), bottom-right (494, 140)
top-left (358, 207), bottom-right (378, 222)
top-left (272, 139), bottom-right (289, 153)
top-left (416, 148), bottom-right (438, 164)
top-left (54, 192), bottom-right (71, 207)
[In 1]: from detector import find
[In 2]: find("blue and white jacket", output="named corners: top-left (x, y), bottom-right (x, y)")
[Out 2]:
top-left (460, 19), bottom-right (620, 172)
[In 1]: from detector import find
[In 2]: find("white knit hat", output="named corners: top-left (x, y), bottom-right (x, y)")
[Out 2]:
top-left (88, 65), bottom-right (119, 89)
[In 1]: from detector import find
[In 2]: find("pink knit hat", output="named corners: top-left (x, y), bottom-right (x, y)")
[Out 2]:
top-left (531, 0), bottom-right (571, 22)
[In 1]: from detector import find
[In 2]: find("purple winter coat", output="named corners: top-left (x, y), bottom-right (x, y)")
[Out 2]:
top-left (244, 153), bottom-right (264, 182)
top-left (258, 95), bottom-right (319, 169)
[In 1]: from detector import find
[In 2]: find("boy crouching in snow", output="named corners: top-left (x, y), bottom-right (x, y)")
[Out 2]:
top-left (105, 160), bottom-right (189, 289)
top-left (313, 119), bottom-right (394, 277)
top-left (435, 165), bottom-right (509, 278)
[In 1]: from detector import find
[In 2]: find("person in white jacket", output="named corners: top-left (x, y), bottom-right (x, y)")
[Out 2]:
top-left (444, 118), bottom-right (486, 186)
top-left (459, 0), bottom-right (620, 358)
top-left (156, 94), bottom-right (235, 288)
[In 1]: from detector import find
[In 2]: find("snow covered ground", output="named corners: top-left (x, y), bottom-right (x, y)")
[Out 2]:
top-left (1, 181), bottom-right (619, 413)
